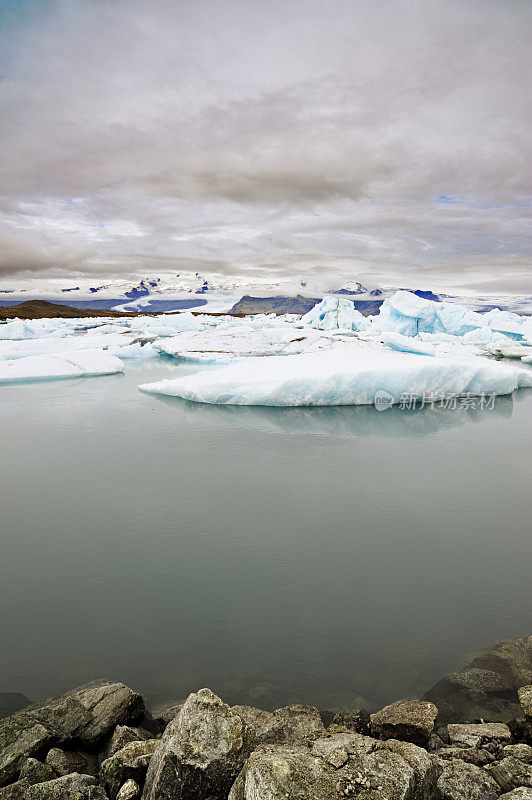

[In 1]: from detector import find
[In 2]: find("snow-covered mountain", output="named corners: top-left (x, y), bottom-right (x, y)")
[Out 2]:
top-left (1, 272), bottom-right (530, 316)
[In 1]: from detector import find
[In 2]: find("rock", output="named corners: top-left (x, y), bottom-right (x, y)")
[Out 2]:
top-left (45, 747), bottom-right (97, 777)
top-left (487, 757), bottom-right (532, 792)
top-left (435, 759), bottom-right (501, 799)
top-left (0, 759), bottom-right (55, 799)
top-left (116, 779), bottom-right (141, 800)
top-left (448, 722), bottom-right (512, 748)
top-left (250, 703), bottom-right (325, 748)
top-left (142, 689), bottom-right (247, 800)
top-left (150, 702), bottom-right (184, 729)
top-left (426, 636), bottom-right (532, 724)
top-left (436, 746), bottom-right (494, 767)
top-left (519, 686), bottom-right (532, 739)
top-left (102, 725), bottom-right (152, 760)
top-left (499, 789), bottom-right (532, 799)
top-left (0, 680), bottom-right (143, 785)
top-left (100, 740), bottom-right (157, 799)
top-left (503, 745), bottom-right (532, 764)
top-left (229, 733), bottom-right (439, 800)
top-left (427, 733), bottom-right (446, 751)
top-left (0, 695), bottom-right (31, 721)
top-left (25, 772), bottom-right (108, 799)
top-left (0, 780), bottom-right (31, 800)
top-left (19, 758), bottom-right (56, 782)
top-left (331, 708), bottom-right (370, 735)
top-left (370, 699), bottom-right (438, 746)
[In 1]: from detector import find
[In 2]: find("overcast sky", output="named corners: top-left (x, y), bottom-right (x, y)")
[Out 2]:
top-left (0, 0), bottom-right (530, 292)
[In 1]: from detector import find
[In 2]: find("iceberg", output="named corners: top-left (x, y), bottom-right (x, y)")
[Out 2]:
top-left (0, 349), bottom-right (123, 384)
top-left (139, 347), bottom-right (532, 407)
top-left (153, 326), bottom-right (328, 359)
top-left (381, 332), bottom-right (436, 356)
top-left (300, 296), bottom-right (368, 331)
top-left (371, 291), bottom-right (486, 337)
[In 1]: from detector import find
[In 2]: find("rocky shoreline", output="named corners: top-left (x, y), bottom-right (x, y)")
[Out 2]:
top-left (1, 636), bottom-right (530, 799)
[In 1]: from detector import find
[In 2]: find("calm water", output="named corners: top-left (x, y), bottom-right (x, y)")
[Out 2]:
top-left (1, 360), bottom-right (531, 712)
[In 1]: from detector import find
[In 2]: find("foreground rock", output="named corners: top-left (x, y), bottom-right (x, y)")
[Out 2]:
top-left (370, 699), bottom-right (438, 746)
top-left (229, 733), bottom-right (439, 800)
top-left (100, 739), bottom-right (157, 799)
top-left (0, 680), bottom-right (143, 784)
top-left (25, 772), bottom-right (108, 799)
top-left (435, 759), bottom-right (500, 800)
top-left (142, 689), bottom-right (325, 800)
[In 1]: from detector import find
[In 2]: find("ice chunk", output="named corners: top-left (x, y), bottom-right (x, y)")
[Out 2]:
top-left (485, 309), bottom-right (526, 340)
top-left (522, 355), bottom-right (532, 364)
top-left (0, 355), bottom-right (82, 383)
top-left (0, 318), bottom-right (67, 340)
top-left (300, 296), bottom-right (368, 331)
top-left (153, 326), bottom-right (328, 358)
top-left (371, 291), bottom-right (484, 337)
top-left (128, 312), bottom-right (202, 336)
top-left (483, 343), bottom-right (532, 359)
top-left (0, 349), bottom-right (123, 384)
top-left (381, 332), bottom-right (436, 356)
top-left (139, 347), bottom-right (532, 406)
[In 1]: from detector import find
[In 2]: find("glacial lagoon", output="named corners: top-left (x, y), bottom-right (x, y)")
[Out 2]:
top-left (1, 360), bottom-right (531, 712)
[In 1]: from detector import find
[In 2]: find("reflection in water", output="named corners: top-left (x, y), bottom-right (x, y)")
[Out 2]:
top-left (155, 391), bottom-right (516, 439)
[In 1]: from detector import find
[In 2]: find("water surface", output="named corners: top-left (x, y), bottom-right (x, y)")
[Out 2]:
top-left (1, 361), bottom-right (531, 712)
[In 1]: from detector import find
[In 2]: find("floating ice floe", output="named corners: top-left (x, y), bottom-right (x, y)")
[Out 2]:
top-left (139, 346), bottom-right (532, 407)
top-left (381, 331), bottom-right (436, 356)
top-left (153, 326), bottom-right (331, 361)
top-left (300, 295), bottom-right (368, 331)
top-left (0, 349), bottom-right (123, 384)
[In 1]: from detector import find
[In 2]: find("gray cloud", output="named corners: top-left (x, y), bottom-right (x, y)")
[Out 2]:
top-left (0, 0), bottom-right (530, 291)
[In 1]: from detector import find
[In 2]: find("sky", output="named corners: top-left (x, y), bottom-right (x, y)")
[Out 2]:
top-left (0, 0), bottom-right (531, 293)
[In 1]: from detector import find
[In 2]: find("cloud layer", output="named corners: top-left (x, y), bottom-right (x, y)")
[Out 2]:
top-left (0, 0), bottom-right (530, 291)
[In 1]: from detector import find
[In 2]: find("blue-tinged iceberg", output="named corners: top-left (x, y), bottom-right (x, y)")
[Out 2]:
top-left (300, 296), bottom-right (368, 331)
top-left (139, 347), bottom-right (532, 407)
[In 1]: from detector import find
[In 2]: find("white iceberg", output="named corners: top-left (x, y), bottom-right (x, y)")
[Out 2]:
top-left (153, 326), bottom-right (329, 359)
top-left (0, 349), bottom-right (123, 384)
top-left (381, 332), bottom-right (436, 356)
top-left (139, 347), bottom-right (532, 407)
top-left (300, 296), bottom-right (368, 331)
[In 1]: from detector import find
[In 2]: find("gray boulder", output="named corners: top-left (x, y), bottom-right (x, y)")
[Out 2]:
top-left (45, 747), bottom-right (98, 777)
top-left (0, 680), bottom-right (143, 784)
top-left (150, 702), bottom-right (184, 729)
top-left (25, 772), bottom-right (108, 799)
top-left (102, 726), bottom-right (152, 761)
top-left (503, 745), bottom-right (532, 764)
top-left (435, 759), bottom-right (500, 799)
top-left (247, 703), bottom-right (324, 748)
top-left (370, 699), bottom-right (438, 746)
top-left (0, 759), bottom-right (55, 800)
top-left (100, 740), bottom-right (157, 799)
top-left (228, 732), bottom-right (439, 800)
top-left (499, 789), bottom-right (532, 799)
top-left (487, 757), bottom-right (532, 793)
top-left (142, 689), bottom-right (247, 800)
top-left (448, 722), bottom-right (512, 748)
